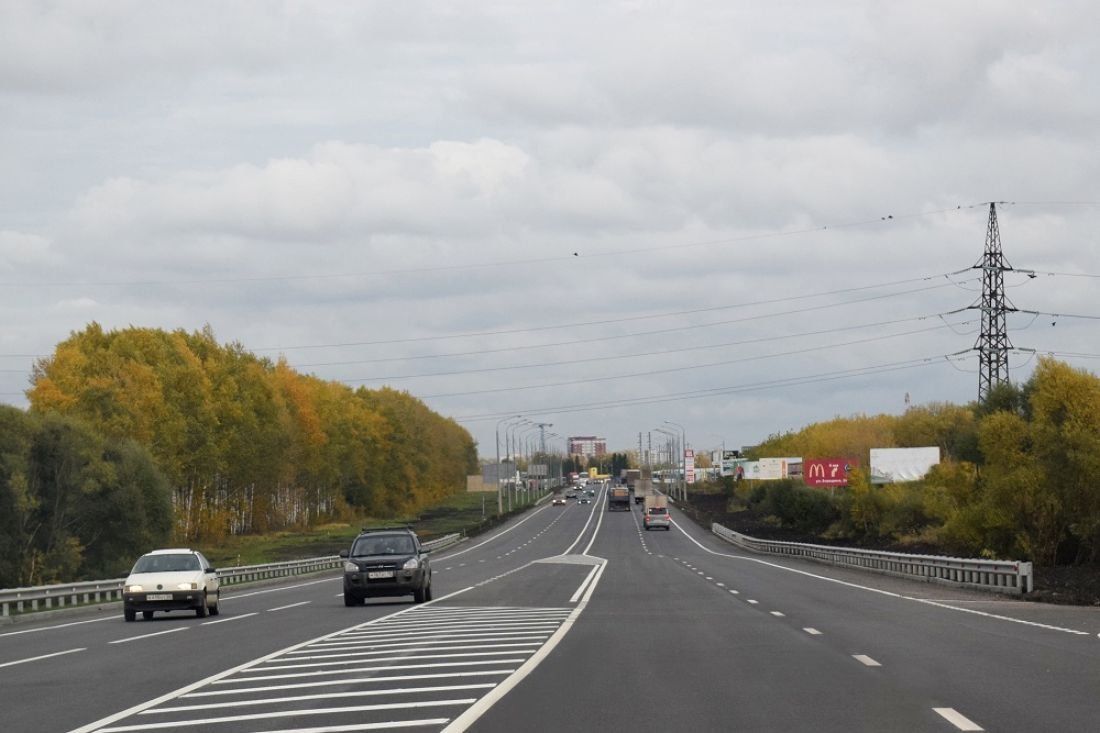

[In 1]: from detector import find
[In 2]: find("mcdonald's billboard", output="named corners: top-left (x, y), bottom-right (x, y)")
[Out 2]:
top-left (803, 458), bottom-right (859, 487)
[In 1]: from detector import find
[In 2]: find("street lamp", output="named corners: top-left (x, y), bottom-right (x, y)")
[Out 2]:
top-left (495, 415), bottom-right (523, 515)
top-left (654, 428), bottom-right (677, 491)
top-left (664, 420), bottom-right (687, 500)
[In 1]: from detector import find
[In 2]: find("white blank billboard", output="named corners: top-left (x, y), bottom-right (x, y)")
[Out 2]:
top-left (870, 447), bottom-right (940, 483)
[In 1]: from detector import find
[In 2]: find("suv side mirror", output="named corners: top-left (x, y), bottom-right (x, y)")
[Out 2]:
top-left (421, 549), bottom-right (431, 555)
top-left (206, 567), bottom-right (217, 573)
top-left (339, 549), bottom-right (349, 559)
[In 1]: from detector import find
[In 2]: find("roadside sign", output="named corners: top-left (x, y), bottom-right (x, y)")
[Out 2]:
top-left (803, 458), bottom-right (858, 487)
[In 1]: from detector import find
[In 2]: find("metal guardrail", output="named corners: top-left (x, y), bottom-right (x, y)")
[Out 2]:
top-left (711, 522), bottom-right (1033, 595)
top-left (0, 533), bottom-right (464, 619)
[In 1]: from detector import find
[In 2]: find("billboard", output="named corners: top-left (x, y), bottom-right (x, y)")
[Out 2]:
top-left (685, 448), bottom-right (696, 483)
top-left (870, 447), bottom-right (941, 483)
top-left (743, 457), bottom-right (798, 480)
top-left (804, 458), bottom-right (859, 487)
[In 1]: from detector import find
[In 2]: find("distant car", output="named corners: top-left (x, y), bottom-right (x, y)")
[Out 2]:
top-left (341, 527), bottom-right (432, 606)
top-left (644, 506), bottom-right (671, 531)
top-left (552, 495), bottom-right (566, 505)
top-left (578, 496), bottom-right (591, 504)
top-left (565, 491), bottom-right (576, 499)
top-left (122, 548), bottom-right (220, 621)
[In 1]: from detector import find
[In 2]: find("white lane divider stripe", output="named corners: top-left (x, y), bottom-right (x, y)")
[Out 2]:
top-left (0, 647), bottom-right (85, 668)
top-left (109, 627), bottom-right (187, 644)
top-left (149, 684), bottom-right (498, 713)
top-left (268, 601), bottom-right (311, 612)
top-left (202, 613), bottom-right (258, 626)
top-left (770, 611), bottom-right (785, 617)
top-left (569, 564), bottom-right (601, 603)
top-left (933, 707), bottom-right (984, 731)
top-left (243, 721), bottom-right (452, 732)
top-left (852, 654), bottom-right (881, 667)
top-left (97, 699), bottom-right (477, 731)
top-left (670, 516), bottom-right (1091, 637)
top-left (184, 670), bottom-right (515, 698)
top-left (803, 628), bottom-right (822, 635)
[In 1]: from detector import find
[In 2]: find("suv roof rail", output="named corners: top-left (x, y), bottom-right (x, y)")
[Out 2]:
top-left (358, 525), bottom-right (415, 534)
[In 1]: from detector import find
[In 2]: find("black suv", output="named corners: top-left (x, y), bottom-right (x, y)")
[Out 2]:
top-left (340, 527), bottom-right (433, 606)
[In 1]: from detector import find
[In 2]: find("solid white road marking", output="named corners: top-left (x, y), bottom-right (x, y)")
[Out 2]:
top-left (109, 627), bottom-right (187, 644)
top-left (0, 647), bottom-right (85, 669)
top-left (933, 707), bottom-right (984, 731)
top-left (267, 601), bottom-right (311, 612)
top-left (670, 516), bottom-right (1092, 637)
top-left (68, 585), bottom-right (479, 733)
top-left (202, 613), bottom-right (258, 626)
top-left (803, 628), bottom-right (822, 635)
top-left (225, 577), bottom-right (337, 601)
top-left (852, 654), bottom-right (881, 667)
top-left (569, 564), bottom-right (601, 603)
top-left (440, 562), bottom-right (607, 733)
top-left (96, 700), bottom-right (477, 731)
top-left (185, 670), bottom-right (515, 698)
top-left (229, 721), bottom-right (452, 732)
top-left (150, 684), bottom-right (498, 713)
top-left (433, 502), bottom-right (551, 560)
top-left (0, 616), bottom-right (113, 638)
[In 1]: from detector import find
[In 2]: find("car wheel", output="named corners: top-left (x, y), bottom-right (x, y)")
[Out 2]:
top-left (425, 580), bottom-right (433, 602)
top-left (413, 582), bottom-right (427, 604)
top-left (195, 592), bottom-right (208, 618)
top-left (124, 607), bottom-right (136, 622)
top-left (142, 611), bottom-right (155, 620)
top-left (208, 589), bottom-right (220, 616)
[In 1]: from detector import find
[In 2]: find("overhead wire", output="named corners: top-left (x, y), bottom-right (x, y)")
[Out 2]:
top-left (418, 321), bottom-right (977, 398)
top-left (453, 351), bottom-right (976, 423)
top-left (259, 269), bottom-right (972, 349)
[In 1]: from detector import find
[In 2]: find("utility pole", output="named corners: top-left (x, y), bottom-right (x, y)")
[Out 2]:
top-left (972, 202), bottom-right (1017, 402)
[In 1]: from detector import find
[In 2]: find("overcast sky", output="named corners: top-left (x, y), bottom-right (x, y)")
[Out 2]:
top-left (2, 1), bottom-right (1099, 460)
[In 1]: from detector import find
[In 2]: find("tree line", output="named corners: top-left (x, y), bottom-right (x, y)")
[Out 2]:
top-left (739, 357), bottom-right (1100, 566)
top-left (1, 323), bottom-right (477, 586)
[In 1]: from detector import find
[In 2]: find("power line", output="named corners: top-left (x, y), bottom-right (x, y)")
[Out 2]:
top-left (0, 203), bottom-right (1003, 291)
top-left (330, 311), bottom-right (974, 381)
top-left (265, 274), bottom-right (973, 352)
top-left (419, 321), bottom-right (976, 398)
top-left (452, 352), bottom-right (975, 423)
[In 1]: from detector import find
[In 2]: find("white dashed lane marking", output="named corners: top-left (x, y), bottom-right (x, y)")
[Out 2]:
top-left (933, 707), bottom-right (984, 731)
top-left (852, 654), bottom-right (881, 667)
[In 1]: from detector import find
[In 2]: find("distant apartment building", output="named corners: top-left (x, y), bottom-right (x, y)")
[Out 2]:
top-left (568, 436), bottom-right (607, 458)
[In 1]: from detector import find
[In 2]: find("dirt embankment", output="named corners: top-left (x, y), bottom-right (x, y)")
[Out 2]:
top-left (677, 492), bottom-right (1100, 606)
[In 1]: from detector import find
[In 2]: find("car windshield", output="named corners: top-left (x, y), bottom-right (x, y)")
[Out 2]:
top-left (353, 535), bottom-right (415, 556)
top-left (133, 554), bottom-right (200, 573)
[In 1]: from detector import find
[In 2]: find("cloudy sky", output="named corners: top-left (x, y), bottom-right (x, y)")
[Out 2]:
top-left (2, 1), bottom-right (1099, 460)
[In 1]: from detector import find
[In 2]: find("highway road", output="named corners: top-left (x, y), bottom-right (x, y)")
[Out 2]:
top-left (3, 485), bottom-right (1100, 732)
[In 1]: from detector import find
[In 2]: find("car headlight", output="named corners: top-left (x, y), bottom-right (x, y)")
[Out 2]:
top-left (177, 582), bottom-right (198, 590)
top-left (344, 561), bottom-right (359, 573)
top-left (127, 585), bottom-right (143, 593)
top-left (403, 558), bottom-right (420, 570)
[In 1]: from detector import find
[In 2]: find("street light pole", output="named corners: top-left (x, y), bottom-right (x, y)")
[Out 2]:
top-left (496, 415), bottom-right (521, 516)
top-left (664, 420), bottom-right (687, 501)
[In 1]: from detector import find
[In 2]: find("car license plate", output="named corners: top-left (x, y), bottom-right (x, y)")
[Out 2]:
top-left (146, 593), bottom-right (172, 601)
top-left (367, 571), bottom-right (394, 579)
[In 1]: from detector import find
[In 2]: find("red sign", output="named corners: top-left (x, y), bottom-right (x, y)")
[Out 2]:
top-left (803, 458), bottom-right (859, 487)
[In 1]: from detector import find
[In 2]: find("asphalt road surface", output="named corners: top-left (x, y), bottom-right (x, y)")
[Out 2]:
top-left (3, 486), bottom-right (1100, 732)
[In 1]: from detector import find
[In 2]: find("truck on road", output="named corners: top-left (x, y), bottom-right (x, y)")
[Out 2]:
top-left (607, 486), bottom-right (630, 511)
top-left (643, 493), bottom-right (670, 530)
top-left (634, 478), bottom-right (654, 505)
top-left (624, 469), bottom-right (642, 490)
